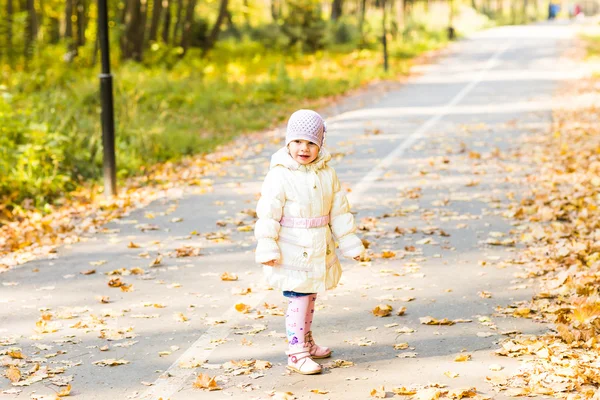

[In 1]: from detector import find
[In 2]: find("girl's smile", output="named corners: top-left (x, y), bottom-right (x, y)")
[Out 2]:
top-left (288, 139), bottom-right (319, 165)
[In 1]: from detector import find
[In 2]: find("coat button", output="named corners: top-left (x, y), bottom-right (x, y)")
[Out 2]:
top-left (303, 252), bottom-right (308, 258)
top-left (326, 248), bottom-right (331, 255)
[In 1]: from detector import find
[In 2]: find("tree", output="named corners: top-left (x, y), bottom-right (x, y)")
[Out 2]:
top-left (202, 0), bottom-right (229, 52)
top-left (65, 0), bottom-right (74, 48)
top-left (162, 0), bottom-right (172, 43)
top-left (76, 0), bottom-right (88, 47)
top-left (25, 0), bottom-right (39, 59)
top-left (5, 0), bottom-right (14, 65)
top-left (331, 0), bottom-right (343, 20)
top-left (394, 0), bottom-right (404, 38)
top-left (121, 0), bottom-right (147, 61)
top-left (173, 0), bottom-right (184, 45)
top-left (149, 0), bottom-right (164, 42)
top-left (180, 0), bottom-right (197, 53)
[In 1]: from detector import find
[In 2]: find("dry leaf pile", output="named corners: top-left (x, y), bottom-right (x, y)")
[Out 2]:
top-left (488, 76), bottom-right (600, 397)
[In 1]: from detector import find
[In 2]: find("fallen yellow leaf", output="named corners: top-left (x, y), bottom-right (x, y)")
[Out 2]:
top-left (392, 387), bottom-right (416, 395)
top-left (235, 303), bottom-right (251, 313)
top-left (193, 373), bottom-right (221, 391)
top-left (370, 386), bottom-right (386, 398)
top-left (221, 272), bottom-right (238, 281)
top-left (5, 365), bottom-right (21, 383)
top-left (454, 354), bottom-right (472, 362)
top-left (373, 304), bottom-right (393, 317)
top-left (57, 384), bottom-right (72, 397)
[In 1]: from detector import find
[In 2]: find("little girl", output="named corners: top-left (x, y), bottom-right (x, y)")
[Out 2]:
top-left (254, 109), bottom-right (364, 375)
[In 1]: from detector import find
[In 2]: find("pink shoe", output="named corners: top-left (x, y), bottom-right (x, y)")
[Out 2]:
top-left (305, 331), bottom-right (332, 359)
top-left (286, 343), bottom-right (322, 375)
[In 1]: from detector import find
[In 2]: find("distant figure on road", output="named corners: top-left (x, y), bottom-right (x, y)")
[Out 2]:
top-left (254, 109), bottom-right (365, 375)
top-left (548, 2), bottom-right (560, 19)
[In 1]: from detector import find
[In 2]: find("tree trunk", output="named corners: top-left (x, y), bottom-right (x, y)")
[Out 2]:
top-left (149, 0), bottom-right (164, 41)
top-left (122, 0), bottom-right (143, 60)
top-left (201, 0), bottom-right (228, 52)
top-left (180, 0), bottom-right (197, 54)
top-left (522, 0), bottom-right (528, 22)
top-left (162, 0), bottom-right (171, 42)
top-left (270, 0), bottom-right (278, 20)
top-left (6, 0), bottom-right (14, 65)
top-left (173, 0), bottom-right (184, 45)
top-left (76, 0), bottom-right (88, 47)
top-left (24, 0), bottom-right (38, 59)
top-left (358, 0), bottom-right (366, 39)
top-left (331, 0), bottom-right (343, 20)
top-left (65, 0), bottom-right (73, 40)
top-left (134, 0), bottom-right (148, 60)
top-left (395, 0), bottom-right (404, 37)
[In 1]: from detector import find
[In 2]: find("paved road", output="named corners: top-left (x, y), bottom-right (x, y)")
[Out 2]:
top-left (0, 21), bottom-right (585, 400)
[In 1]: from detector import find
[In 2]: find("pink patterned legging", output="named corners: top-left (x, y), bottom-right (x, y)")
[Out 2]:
top-left (285, 294), bottom-right (317, 345)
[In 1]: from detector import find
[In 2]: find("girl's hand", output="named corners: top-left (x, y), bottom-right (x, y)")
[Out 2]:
top-left (263, 260), bottom-right (278, 267)
top-left (353, 256), bottom-right (361, 261)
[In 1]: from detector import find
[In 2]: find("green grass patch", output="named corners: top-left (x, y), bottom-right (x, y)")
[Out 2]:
top-left (2, 26), bottom-right (451, 211)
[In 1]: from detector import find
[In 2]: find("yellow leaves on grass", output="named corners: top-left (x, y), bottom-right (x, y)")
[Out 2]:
top-left (193, 373), bottom-right (221, 391)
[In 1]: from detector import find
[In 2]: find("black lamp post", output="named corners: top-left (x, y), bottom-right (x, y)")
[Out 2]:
top-left (98, 0), bottom-right (117, 196)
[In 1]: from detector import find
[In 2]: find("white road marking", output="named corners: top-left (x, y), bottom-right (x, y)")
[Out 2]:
top-left (140, 41), bottom-right (511, 400)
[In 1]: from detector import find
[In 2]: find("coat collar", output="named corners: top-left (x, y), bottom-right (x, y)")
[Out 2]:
top-left (270, 146), bottom-right (331, 172)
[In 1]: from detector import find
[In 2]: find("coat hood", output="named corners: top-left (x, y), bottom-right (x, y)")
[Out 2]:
top-left (270, 146), bottom-right (332, 172)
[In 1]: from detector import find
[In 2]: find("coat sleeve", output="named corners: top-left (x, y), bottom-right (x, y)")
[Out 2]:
top-left (254, 168), bottom-right (285, 264)
top-left (329, 169), bottom-right (365, 259)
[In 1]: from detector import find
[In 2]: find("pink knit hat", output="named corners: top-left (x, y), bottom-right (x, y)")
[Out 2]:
top-left (285, 109), bottom-right (326, 148)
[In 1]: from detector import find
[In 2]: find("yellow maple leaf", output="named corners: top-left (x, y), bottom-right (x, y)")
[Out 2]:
top-left (193, 373), bottom-right (221, 391)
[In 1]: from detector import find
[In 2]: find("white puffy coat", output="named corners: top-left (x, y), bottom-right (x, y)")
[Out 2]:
top-left (254, 147), bottom-right (364, 293)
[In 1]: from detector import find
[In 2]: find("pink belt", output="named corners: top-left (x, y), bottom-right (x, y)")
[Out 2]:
top-left (280, 215), bottom-right (329, 229)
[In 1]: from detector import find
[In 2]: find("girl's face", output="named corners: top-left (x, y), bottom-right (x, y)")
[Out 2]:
top-left (288, 139), bottom-right (319, 165)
